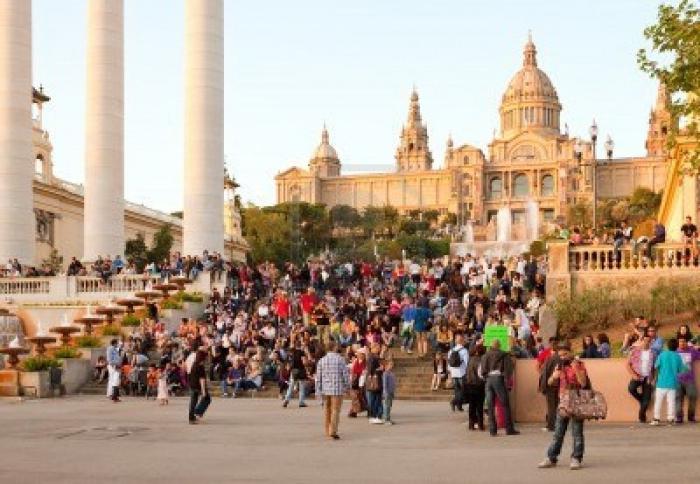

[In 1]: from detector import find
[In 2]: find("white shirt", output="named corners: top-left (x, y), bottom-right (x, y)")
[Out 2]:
top-left (640, 349), bottom-right (652, 377)
top-left (448, 345), bottom-right (469, 379)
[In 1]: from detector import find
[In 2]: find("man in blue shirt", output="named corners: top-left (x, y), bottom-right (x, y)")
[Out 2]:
top-left (106, 339), bottom-right (122, 402)
top-left (651, 339), bottom-right (688, 425)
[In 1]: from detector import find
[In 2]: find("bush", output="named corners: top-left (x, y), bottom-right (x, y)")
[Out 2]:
top-left (161, 299), bottom-right (183, 310)
top-left (529, 240), bottom-right (546, 257)
top-left (54, 346), bottom-right (82, 359)
top-left (22, 356), bottom-right (61, 372)
top-left (101, 324), bottom-right (121, 336)
top-left (75, 335), bottom-right (103, 348)
top-left (121, 314), bottom-right (141, 327)
top-left (553, 287), bottom-right (618, 339)
top-left (172, 291), bottom-right (204, 304)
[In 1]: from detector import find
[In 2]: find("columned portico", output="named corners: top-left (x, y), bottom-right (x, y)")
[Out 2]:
top-left (183, 0), bottom-right (225, 256)
top-left (83, 0), bottom-right (125, 261)
top-left (0, 1), bottom-right (35, 265)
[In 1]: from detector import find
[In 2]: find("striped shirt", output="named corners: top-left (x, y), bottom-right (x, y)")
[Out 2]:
top-left (315, 352), bottom-right (350, 396)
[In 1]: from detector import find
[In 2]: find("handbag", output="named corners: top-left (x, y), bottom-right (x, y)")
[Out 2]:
top-left (365, 373), bottom-right (380, 392)
top-left (558, 389), bottom-right (607, 420)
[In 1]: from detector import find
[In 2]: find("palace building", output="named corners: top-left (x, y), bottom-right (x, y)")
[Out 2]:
top-left (275, 35), bottom-right (670, 235)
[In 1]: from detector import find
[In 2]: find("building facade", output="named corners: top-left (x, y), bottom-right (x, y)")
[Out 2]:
top-left (29, 88), bottom-right (247, 267)
top-left (275, 36), bottom-right (670, 235)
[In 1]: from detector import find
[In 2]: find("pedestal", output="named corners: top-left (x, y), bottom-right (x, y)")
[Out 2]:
top-left (0, 369), bottom-right (20, 396)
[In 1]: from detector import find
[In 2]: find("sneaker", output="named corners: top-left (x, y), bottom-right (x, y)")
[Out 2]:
top-left (370, 418), bottom-right (383, 424)
top-left (299, 403), bottom-right (308, 408)
top-left (330, 434), bottom-right (340, 440)
top-left (537, 459), bottom-right (556, 469)
top-left (407, 350), bottom-right (413, 354)
top-left (667, 419), bottom-right (676, 426)
top-left (650, 419), bottom-right (661, 426)
top-left (384, 420), bottom-right (394, 425)
top-left (282, 400), bottom-right (289, 408)
top-left (569, 459), bottom-right (583, 470)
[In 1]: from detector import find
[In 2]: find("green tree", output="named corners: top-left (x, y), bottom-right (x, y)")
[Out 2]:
top-left (638, 0), bottom-right (700, 167)
top-left (329, 204), bottom-right (360, 228)
top-left (124, 233), bottom-right (148, 271)
top-left (567, 201), bottom-right (592, 228)
top-left (42, 249), bottom-right (63, 274)
top-left (628, 187), bottom-right (662, 223)
top-left (147, 224), bottom-right (174, 264)
top-left (242, 206), bottom-right (291, 265)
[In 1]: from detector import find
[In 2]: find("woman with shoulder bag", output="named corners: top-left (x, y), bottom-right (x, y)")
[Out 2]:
top-left (348, 350), bottom-right (367, 417)
top-left (365, 343), bottom-right (384, 424)
top-left (538, 343), bottom-right (589, 470)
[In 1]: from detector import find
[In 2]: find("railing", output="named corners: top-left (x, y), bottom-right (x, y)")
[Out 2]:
top-left (569, 242), bottom-right (698, 272)
top-left (76, 275), bottom-right (160, 294)
top-left (0, 278), bottom-right (51, 295)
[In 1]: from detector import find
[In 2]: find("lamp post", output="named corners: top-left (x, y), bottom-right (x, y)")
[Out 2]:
top-left (604, 135), bottom-right (614, 160)
top-left (588, 120), bottom-right (599, 230)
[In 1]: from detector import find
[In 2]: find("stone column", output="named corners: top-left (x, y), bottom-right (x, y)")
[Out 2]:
top-left (0, 1), bottom-right (34, 265)
top-left (183, 0), bottom-right (225, 256)
top-left (83, 0), bottom-right (124, 261)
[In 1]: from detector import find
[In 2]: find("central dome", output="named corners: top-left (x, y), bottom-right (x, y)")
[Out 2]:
top-left (499, 34), bottom-right (562, 139)
top-left (312, 125), bottom-right (338, 160)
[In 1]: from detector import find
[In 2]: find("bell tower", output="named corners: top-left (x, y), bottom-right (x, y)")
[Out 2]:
top-left (645, 82), bottom-right (674, 157)
top-left (395, 88), bottom-right (433, 172)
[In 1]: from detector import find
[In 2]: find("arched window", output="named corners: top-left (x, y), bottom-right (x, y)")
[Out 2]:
top-left (541, 174), bottom-right (554, 196)
top-left (513, 174), bottom-right (529, 197)
top-left (463, 155), bottom-right (469, 164)
top-left (489, 177), bottom-right (502, 200)
top-left (408, 142), bottom-right (414, 151)
top-left (35, 154), bottom-right (44, 176)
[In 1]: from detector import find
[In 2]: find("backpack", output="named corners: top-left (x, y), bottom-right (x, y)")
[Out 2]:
top-left (448, 348), bottom-right (463, 368)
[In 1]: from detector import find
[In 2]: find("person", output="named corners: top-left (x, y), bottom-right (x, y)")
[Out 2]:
top-left (447, 333), bottom-right (469, 412)
top-left (626, 333), bottom-right (655, 423)
top-left (538, 343), bottom-right (589, 470)
top-left (464, 343), bottom-right (486, 431)
top-left (413, 300), bottom-right (432, 357)
top-left (651, 339), bottom-right (687, 426)
top-left (348, 349), bottom-right (367, 417)
top-left (579, 335), bottom-right (599, 359)
top-left (538, 343), bottom-right (561, 432)
top-left (188, 350), bottom-right (211, 424)
top-left (365, 343), bottom-right (384, 424)
top-left (675, 337), bottom-right (699, 423)
top-left (431, 352), bottom-right (447, 391)
top-left (157, 363), bottom-right (169, 405)
top-left (106, 339), bottom-right (122, 403)
top-left (145, 364), bottom-right (158, 399)
top-left (480, 339), bottom-right (519, 436)
top-left (382, 359), bottom-right (396, 425)
top-left (680, 215), bottom-right (698, 261)
top-left (596, 333), bottom-right (611, 359)
top-left (283, 338), bottom-right (308, 408)
top-left (93, 355), bottom-right (107, 383)
top-left (315, 341), bottom-right (350, 440)
top-left (647, 220), bottom-right (666, 259)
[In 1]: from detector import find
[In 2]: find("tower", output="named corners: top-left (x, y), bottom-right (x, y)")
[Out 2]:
top-left (645, 82), bottom-right (674, 157)
top-left (309, 125), bottom-right (340, 177)
top-left (395, 88), bottom-right (433, 172)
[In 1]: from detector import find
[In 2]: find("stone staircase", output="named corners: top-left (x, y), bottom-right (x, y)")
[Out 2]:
top-left (391, 351), bottom-right (453, 402)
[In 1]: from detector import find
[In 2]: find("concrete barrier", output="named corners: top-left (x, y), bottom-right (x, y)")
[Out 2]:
top-left (513, 359), bottom-right (700, 423)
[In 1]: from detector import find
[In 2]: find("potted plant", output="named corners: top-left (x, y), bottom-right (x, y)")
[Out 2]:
top-left (75, 335), bottom-right (106, 366)
top-left (53, 346), bottom-right (90, 394)
top-left (120, 314), bottom-right (141, 337)
top-left (100, 324), bottom-right (122, 346)
top-left (20, 356), bottom-right (61, 398)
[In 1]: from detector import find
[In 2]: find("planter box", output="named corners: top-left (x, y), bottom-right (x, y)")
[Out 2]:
top-left (19, 370), bottom-right (51, 398)
top-left (79, 347), bottom-right (106, 367)
top-left (60, 358), bottom-right (91, 394)
top-left (0, 369), bottom-right (20, 397)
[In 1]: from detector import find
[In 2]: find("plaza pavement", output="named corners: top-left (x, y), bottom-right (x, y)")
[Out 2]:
top-left (0, 395), bottom-right (696, 484)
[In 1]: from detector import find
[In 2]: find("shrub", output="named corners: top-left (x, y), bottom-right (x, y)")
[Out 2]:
top-left (181, 292), bottom-right (204, 303)
top-left (529, 240), bottom-right (546, 257)
top-left (101, 324), bottom-right (121, 336)
top-left (121, 314), bottom-right (141, 327)
top-left (75, 335), bottom-right (102, 348)
top-left (22, 356), bottom-right (61, 372)
top-left (53, 346), bottom-right (82, 359)
top-left (161, 299), bottom-right (183, 310)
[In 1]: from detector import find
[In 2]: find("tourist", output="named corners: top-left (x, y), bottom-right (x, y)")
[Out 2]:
top-left (680, 216), bottom-right (698, 261)
top-left (157, 363), bottom-right (170, 405)
top-left (596, 333), bottom-right (611, 358)
top-left (480, 339), bottom-right (519, 436)
top-left (315, 341), bottom-right (350, 440)
top-left (538, 343), bottom-right (589, 470)
top-left (188, 349), bottom-right (210, 424)
top-left (647, 220), bottom-right (666, 259)
top-left (626, 333), bottom-right (655, 423)
top-left (448, 333), bottom-right (468, 412)
top-left (145, 364), bottom-right (158, 399)
top-left (464, 343), bottom-right (486, 431)
top-left (675, 337), bottom-right (699, 423)
top-left (382, 359), bottom-right (396, 425)
top-left (348, 349), bottom-right (367, 417)
top-left (538, 342), bottom-right (561, 432)
top-left (579, 335), bottom-right (599, 359)
top-left (106, 339), bottom-right (122, 403)
top-left (413, 300), bottom-right (432, 357)
top-left (651, 339), bottom-right (687, 426)
top-left (365, 343), bottom-right (384, 424)
top-left (431, 351), bottom-right (447, 391)
top-left (93, 355), bottom-right (107, 383)
top-left (283, 337), bottom-right (308, 408)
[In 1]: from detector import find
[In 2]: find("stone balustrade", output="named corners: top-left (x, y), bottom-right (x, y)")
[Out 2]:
top-left (569, 242), bottom-right (698, 272)
top-left (75, 274), bottom-right (159, 294)
top-left (0, 278), bottom-right (51, 296)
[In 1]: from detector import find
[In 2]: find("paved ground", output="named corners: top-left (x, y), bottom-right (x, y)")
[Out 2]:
top-left (0, 396), bottom-right (696, 484)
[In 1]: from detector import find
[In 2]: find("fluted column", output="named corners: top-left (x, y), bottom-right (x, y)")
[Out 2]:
top-left (0, 1), bottom-right (34, 265)
top-left (184, 0), bottom-right (224, 256)
top-left (83, 0), bottom-right (124, 261)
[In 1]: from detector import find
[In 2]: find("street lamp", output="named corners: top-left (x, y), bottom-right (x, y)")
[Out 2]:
top-left (589, 119), bottom-right (598, 230)
top-left (604, 135), bottom-right (614, 160)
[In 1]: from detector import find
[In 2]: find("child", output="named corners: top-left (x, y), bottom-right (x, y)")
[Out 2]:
top-left (382, 359), bottom-right (396, 425)
top-left (157, 363), bottom-right (170, 405)
top-left (431, 352), bottom-right (447, 391)
top-left (145, 364), bottom-right (158, 400)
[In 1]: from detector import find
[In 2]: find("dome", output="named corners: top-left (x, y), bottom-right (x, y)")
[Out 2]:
top-left (311, 125), bottom-right (338, 160)
top-left (502, 36), bottom-right (559, 105)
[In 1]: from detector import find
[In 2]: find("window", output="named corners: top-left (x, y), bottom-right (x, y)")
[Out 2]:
top-left (542, 209), bottom-right (555, 222)
top-left (463, 155), bottom-right (469, 164)
top-left (512, 211), bottom-right (526, 225)
top-left (541, 174), bottom-right (554, 196)
top-left (489, 177), bottom-right (502, 200)
top-left (408, 142), bottom-right (414, 151)
top-left (513, 174), bottom-right (529, 197)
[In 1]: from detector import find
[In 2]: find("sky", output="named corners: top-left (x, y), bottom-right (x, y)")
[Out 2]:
top-left (33, 0), bottom-right (664, 212)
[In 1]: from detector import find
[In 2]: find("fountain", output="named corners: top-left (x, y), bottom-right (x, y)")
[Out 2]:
top-left (526, 198), bottom-right (540, 241)
top-left (50, 314), bottom-right (81, 346)
top-left (0, 336), bottom-right (30, 369)
top-left (496, 206), bottom-right (512, 243)
top-left (463, 220), bottom-right (475, 244)
top-left (26, 321), bottom-right (56, 356)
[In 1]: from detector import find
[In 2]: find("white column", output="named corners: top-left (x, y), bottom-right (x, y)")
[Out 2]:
top-left (0, 1), bottom-right (34, 265)
top-left (83, 0), bottom-right (124, 261)
top-left (183, 0), bottom-right (225, 256)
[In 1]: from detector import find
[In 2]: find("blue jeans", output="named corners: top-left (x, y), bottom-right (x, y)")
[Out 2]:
top-left (383, 395), bottom-right (394, 421)
top-left (547, 415), bottom-right (584, 462)
top-left (285, 376), bottom-right (307, 404)
top-left (401, 335), bottom-right (414, 351)
top-left (366, 390), bottom-right (383, 419)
